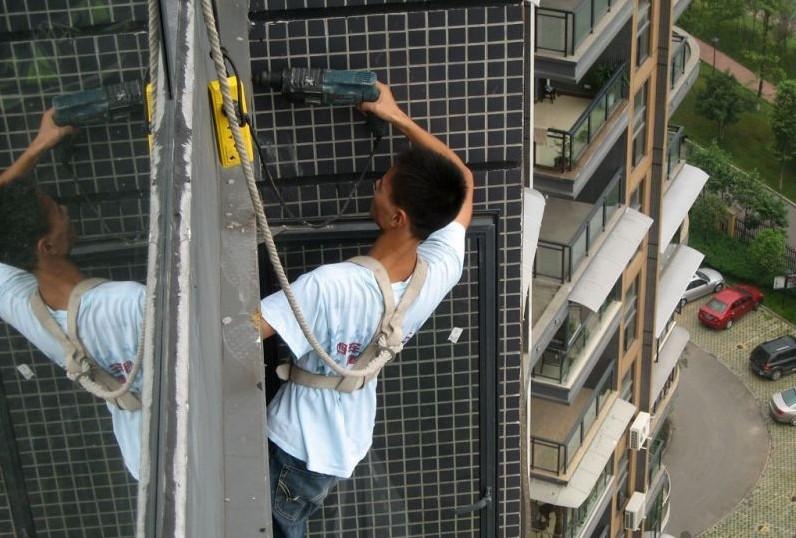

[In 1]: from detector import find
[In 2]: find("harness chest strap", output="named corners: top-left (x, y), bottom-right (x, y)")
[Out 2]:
top-left (276, 255), bottom-right (429, 393)
top-left (29, 278), bottom-right (142, 411)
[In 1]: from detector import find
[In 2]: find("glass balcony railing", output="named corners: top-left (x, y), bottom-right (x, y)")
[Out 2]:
top-left (536, 0), bottom-right (615, 57)
top-left (534, 168), bottom-right (623, 282)
top-left (666, 124), bottom-right (685, 181)
top-left (530, 366), bottom-right (615, 474)
top-left (536, 62), bottom-right (628, 171)
top-left (648, 437), bottom-right (666, 484)
top-left (534, 292), bottom-right (620, 385)
top-left (670, 32), bottom-right (692, 90)
top-left (530, 462), bottom-right (613, 538)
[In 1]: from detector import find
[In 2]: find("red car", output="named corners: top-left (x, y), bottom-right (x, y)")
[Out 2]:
top-left (698, 285), bottom-right (764, 330)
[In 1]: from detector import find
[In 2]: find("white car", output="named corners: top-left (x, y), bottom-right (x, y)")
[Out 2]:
top-left (682, 268), bottom-right (725, 304)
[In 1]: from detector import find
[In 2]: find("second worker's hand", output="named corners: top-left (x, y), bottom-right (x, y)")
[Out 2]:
top-left (31, 109), bottom-right (77, 154)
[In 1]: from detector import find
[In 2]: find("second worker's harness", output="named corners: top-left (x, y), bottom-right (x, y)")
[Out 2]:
top-left (276, 255), bottom-right (428, 393)
top-left (29, 278), bottom-right (142, 411)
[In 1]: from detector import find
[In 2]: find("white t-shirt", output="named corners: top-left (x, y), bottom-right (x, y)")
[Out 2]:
top-left (261, 221), bottom-right (466, 478)
top-left (0, 263), bottom-right (144, 480)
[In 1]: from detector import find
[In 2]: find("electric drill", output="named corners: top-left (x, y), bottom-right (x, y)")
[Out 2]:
top-left (255, 67), bottom-right (386, 137)
top-left (52, 81), bottom-right (143, 127)
top-left (255, 67), bottom-right (380, 106)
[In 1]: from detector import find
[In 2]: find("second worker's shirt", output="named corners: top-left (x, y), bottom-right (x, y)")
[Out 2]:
top-left (260, 221), bottom-right (466, 478)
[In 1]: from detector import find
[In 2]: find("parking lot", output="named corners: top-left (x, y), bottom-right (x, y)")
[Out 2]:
top-left (669, 299), bottom-right (796, 537)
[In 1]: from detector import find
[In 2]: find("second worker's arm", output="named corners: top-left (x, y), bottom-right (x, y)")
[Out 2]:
top-left (0, 109), bottom-right (76, 187)
top-left (359, 82), bottom-right (475, 228)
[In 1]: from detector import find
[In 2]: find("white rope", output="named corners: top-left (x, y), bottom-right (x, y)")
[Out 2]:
top-left (71, 324), bottom-right (145, 401)
top-left (199, 0), bottom-right (392, 380)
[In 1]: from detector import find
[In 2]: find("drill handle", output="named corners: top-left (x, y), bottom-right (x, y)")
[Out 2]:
top-left (365, 114), bottom-right (388, 138)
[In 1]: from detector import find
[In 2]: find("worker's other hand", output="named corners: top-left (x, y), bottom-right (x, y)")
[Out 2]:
top-left (358, 82), bottom-right (406, 124)
top-left (32, 109), bottom-right (76, 153)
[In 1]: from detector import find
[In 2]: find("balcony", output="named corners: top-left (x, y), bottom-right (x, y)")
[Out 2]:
top-left (531, 170), bottom-right (625, 363)
top-left (532, 295), bottom-right (621, 403)
top-left (668, 28), bottom-right (700, 116)
top-left (534, 63), bottom-right (629, 197)
top-left (655, 245), bottom-right (704, 339)
top-left (530, 365), bottom-right (615, 477)
top-left (529, 396), bottom-right (635, 537)
top-left (536, 0), bottom-right (634, 82)
top-left (665, 124), bottom-right (686, 186)
top-left (651, 326), bottom-right (688, 414)
top-left (659, 160), bottom-right (709, 254)
top-left (534, 169), bottom-right (623, 283)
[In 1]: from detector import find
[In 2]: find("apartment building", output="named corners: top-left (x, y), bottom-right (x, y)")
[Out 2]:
top-left (527, 0), bottom-right (705, 536)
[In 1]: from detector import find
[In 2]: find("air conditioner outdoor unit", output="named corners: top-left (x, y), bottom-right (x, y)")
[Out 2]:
top-left (624, 491), bottom-right (646, 530)
top-left (629, 411), bottom-right (651, 450)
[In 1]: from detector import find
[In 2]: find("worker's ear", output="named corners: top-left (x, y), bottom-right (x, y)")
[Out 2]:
top-left (392, 207), bottom-right (409, 229)
top-left (36, 236), bottom-right (56, 257)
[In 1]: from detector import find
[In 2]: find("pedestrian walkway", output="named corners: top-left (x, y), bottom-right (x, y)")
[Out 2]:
top-left (693, 36), bottom-right (777, 103)
top-left (669, 301), bottom-right (796, 537)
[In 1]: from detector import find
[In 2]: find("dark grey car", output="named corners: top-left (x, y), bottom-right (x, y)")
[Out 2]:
top-left (769, 387), bottom-right (796, 425)
top-left (682, 268), bottom-right (724, 304)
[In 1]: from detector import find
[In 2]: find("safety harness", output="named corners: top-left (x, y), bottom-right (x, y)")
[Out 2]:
top-left (29, 278), bottom-right (142, 411)
top-left (276, 255), bottom-right (428, 393)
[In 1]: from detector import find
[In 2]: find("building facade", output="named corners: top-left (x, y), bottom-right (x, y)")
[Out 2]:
top-left (527, 0), bottom-right (704, 536)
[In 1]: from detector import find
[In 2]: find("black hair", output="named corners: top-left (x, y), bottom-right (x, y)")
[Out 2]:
top-left (0, 178), bottom-right (50, 271)
top-left (390, 147), bottom-right (467, 240)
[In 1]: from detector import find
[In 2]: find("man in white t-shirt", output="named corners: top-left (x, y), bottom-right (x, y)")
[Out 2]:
top-left (256, 82), bottom-right (474, 537)
top-left (0, 110), bottom-right (144, 479)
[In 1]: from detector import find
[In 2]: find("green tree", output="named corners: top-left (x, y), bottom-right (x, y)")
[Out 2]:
top-left (771, 79), bottom-right (796, 189)
top-left (748, 228), bottom-right (788, 286)
top-left (695, 70), bottom-right (752, 140)
top-left (689, 142), bottom-right (787, 228)
top-left (690, 192), bottom-right (728, 238)
top-left (744, 49), bottom-right (785, 98)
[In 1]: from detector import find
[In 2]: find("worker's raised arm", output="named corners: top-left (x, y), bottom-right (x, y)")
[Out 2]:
top-left (0, 109), bottom-right (75, 187)
top-left (359, 82), bottom-right (474, 229)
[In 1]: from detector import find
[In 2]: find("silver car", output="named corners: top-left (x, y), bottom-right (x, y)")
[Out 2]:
top-left (769, 387), bottom-right (796, 425)
top-left (682, 267), bottom-right (724, 304)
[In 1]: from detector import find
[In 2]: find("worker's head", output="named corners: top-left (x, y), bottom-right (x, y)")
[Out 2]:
top-left (371, 147), bottom-right (466, 240)
top-left (0, 178), bottom-right (76, 271)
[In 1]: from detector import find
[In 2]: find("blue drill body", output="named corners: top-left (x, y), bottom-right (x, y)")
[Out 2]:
top-left (52, 81), bottom-right (143, 127)
top-left (256, 67), bottom-right (380, 106)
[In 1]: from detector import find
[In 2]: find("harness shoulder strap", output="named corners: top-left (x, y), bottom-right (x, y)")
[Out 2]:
top-left (29, 279), bottom-right (141, 410)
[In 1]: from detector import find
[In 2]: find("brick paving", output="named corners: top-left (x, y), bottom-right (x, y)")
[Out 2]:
top-left (675, 300), bottom-right (796, 538)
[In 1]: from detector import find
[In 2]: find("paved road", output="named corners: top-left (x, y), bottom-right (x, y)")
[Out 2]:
top-left (663, 343), bottom-right (769, 537)
top-left (668, 301), bottom-right (796, 537)
top-left (694, 36), bottom-right (776, 103)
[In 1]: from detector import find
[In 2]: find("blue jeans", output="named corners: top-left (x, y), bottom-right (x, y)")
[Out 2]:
top-left (269, 440), bottom-right (339, 538)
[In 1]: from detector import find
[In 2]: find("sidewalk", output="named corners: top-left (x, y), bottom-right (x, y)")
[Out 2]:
top-left (693, 36), bottom-right (777, 103)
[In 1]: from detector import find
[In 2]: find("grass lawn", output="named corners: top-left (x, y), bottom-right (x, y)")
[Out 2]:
top-left (672, 61), bottom-right (796, 201)
top-left (680, 8), bottom-right (796, 80)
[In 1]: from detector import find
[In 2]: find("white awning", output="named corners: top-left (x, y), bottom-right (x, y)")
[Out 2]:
top-left (570, 208), bottom-right (653, 312)
top-left (659, 164), bottom-right (709, 253)
top-left (652, 326), bottom-right (689, 400)
top-left (523, 189), bottom-right (546, 315)
top-left (655, 245), bottom-right (704, 338)
top-left (530, 398), bottom-right (635, 508)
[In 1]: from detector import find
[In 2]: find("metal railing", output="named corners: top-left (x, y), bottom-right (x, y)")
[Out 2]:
top-left (534, 167), bottom-right (624, 282)
top-left (666, 124), bottom-right (686, 180)
top-left (536, 62), bottom-right (628, 171)
top-left (670, 32), bottom-right (692, 90)
top-left (534, 295), bottom-right (619, 384)
top-left (536, 0), bottom-right (614, 57)
top-left (530, 367), bottom-right (615, 475)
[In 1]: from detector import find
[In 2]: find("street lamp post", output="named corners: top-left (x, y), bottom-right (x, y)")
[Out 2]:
top-left (711, 36), bottom-right (719, 71)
